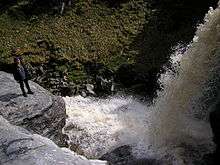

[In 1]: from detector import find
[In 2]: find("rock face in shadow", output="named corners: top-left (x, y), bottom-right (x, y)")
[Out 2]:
top-left (0, 116), bottom-right (107, 165)
top-left (0, 71), bottom-right (67, 147)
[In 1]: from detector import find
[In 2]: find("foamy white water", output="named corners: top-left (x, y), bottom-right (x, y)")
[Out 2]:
top-left (63, 4), bottom-right (220, 164)
top-left (63, 96), bottom-right (151, 158)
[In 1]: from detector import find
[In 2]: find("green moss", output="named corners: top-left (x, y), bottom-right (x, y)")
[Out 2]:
top-left (0, 0), bottom-right (151, 84)
top-left (1, 1), bottom-right (147, 62)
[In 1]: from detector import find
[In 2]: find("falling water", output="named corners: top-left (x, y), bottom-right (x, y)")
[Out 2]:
top-left (63, 3), bottom-right (220, 164)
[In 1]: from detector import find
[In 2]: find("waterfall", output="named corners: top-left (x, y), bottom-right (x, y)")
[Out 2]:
top-left (63, 3), bottom-right (220, 164)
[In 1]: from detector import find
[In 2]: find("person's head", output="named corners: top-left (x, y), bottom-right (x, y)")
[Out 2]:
top-left (14, 57), bottom-right (21, 65)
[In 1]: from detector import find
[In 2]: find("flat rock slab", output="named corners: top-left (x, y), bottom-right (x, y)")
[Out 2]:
top-left (0, 71), bottom-right (53, 125)
top-left (0, 116), bottom-right (108, 165)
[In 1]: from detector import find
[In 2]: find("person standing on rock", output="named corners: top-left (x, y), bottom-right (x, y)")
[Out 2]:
top-left (13, 56), bottom-right (34, 97)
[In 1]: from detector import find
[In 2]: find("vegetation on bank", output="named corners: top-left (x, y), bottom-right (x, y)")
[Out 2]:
top-left (0, 0), bottom-right (218, 96)
top-left (0, 0), bottom-right (147, 70)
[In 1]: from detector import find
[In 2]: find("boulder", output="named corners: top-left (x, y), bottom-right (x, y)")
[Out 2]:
top-left (0, 116), bottom-right (107, 165)
top-left (0, 71), bottom-right (67, 147)
top-left (86, 84), bottom-right (95, 95)
top-left (100, 145), bottom-right (162, 165)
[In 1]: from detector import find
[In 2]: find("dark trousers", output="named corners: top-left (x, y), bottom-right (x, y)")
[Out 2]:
top-left (19, 79), bottom-right (31, 94)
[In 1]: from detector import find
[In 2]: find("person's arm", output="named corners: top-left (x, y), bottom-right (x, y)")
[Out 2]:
top-left (23, 65), bottom-right (30, 79)
top-left (13, 67), bottom-right (19, 81)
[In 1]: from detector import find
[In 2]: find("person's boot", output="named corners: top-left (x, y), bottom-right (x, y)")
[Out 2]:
top-left (27, 90), bottom-right (34, 94)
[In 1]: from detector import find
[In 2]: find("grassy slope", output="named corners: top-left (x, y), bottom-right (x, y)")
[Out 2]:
top-left (0, 0), bottom-right (148, 73)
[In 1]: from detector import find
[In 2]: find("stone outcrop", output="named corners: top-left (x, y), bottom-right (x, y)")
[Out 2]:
top-left (0, 71), bottom-right (108, 164)
top-left (0, 116), bottom-right (107, 165)
top-left (0, 71), bottom-right (67, 147)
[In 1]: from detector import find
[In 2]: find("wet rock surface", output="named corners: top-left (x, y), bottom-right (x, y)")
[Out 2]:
top-left (0, 71), bottom-right (67, 147)
top-left (0, 116), bottom-right (107, 165)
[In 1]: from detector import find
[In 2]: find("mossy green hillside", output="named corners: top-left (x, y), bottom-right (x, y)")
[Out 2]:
top-left (0, 0), bottom-right (148, 83)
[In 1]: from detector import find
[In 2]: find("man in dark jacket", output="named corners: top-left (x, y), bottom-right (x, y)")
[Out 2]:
top-left (13, 57), bottom-right (34, 97)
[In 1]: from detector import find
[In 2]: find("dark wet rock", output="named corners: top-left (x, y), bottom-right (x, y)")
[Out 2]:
top-left (116, 64), bottom-right (160, 97)
top-left (100, 146), bottom-right (134, 165)
top-left (95, 75), bottom-right (114, 95)
top-left (100, 145), bottom-right (162, 165)
top-left (116, 64), bottom-right (141, 87)
top-left (60, 86), bottom-right (76, 97)
top-left (0, 71), bottom-right (67, 147)
top-left (0, 116), bottom-right (108, 165)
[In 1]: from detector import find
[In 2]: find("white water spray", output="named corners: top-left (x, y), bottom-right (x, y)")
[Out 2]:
top-left (63, 4), bottom-right (220, 164)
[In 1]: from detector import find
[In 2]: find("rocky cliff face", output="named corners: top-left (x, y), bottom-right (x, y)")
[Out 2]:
top-left (0, 71), bottom-right (107, 164)
top-left (0, 71), bottom-right (67, 147)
